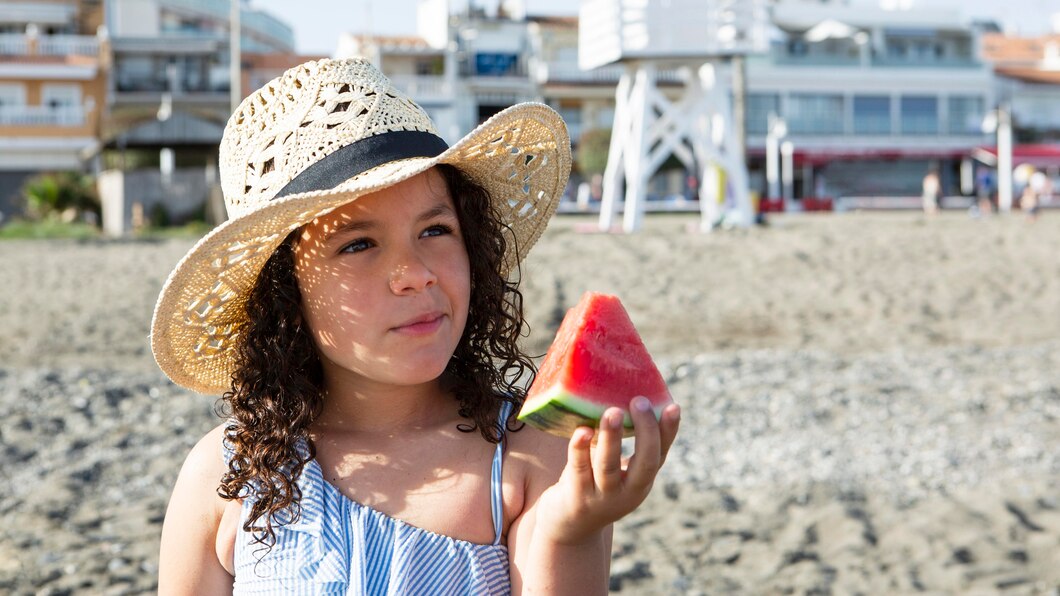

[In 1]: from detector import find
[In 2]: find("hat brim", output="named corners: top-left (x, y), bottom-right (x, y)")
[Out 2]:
top-left (151, 103), bottom-right (570, 394)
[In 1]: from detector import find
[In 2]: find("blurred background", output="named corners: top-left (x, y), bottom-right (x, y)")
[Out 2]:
top-left (3, 0), bottom-right (1060, 233)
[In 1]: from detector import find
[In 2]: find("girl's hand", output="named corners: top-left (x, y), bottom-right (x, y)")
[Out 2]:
top-left (533, 396), bottom-right (681, 546)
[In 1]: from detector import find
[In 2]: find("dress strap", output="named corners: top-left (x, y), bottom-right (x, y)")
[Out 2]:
top-left (490, 400), bottom-right (515, 546)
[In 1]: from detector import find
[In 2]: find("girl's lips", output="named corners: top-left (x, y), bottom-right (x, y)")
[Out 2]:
top-left (392, 314), bottom-right (445, 336)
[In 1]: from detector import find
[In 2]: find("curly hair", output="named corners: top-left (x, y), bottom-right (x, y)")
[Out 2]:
top-left (217, 164), bottom-right (535, 548)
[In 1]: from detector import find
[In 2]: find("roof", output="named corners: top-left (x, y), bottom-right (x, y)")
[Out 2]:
top-left (994, 67), bottom-right (1060, 85)
top-left (243, 53), bottom-right (328, 69)
top-left (981, 33), bottom-right (1060, 66)
top-left (772, 3), bottom-right (968, 32)
top-left (345, 34), bottom-right (436, 52)
top-left (526, 15), bottom-right (578, 29)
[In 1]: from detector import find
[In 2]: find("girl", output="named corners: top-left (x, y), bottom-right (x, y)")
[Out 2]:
top-left (154, 58), bottom-right (680, 595)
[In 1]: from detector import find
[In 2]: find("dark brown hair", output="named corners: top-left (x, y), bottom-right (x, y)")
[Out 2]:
top-left (217, 164), bottom-right (534, 547)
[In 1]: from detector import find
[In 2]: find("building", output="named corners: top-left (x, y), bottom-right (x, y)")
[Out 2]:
top-left (98, 0), bottom-right (300, 233)
top-left (335, 0), bottom-right (539, 148)
top-left (103, 0), bottom-right (295, 165)
top-left (744, 0), bottom-right (996, 205)
top-left (0, 0), bottom-right (109, 216)
top-left (981, 32), bottom-right (1060, 138)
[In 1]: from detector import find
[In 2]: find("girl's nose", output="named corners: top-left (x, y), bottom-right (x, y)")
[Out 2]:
top-left (388, 251), bottom-right (437, 294)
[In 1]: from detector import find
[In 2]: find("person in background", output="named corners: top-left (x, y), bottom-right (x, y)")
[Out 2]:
top-left (922, 168), bottom-right (941, 216)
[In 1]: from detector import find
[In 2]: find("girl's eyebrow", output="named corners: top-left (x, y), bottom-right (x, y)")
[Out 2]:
top-left (323, 202), bottom-right (456, 243)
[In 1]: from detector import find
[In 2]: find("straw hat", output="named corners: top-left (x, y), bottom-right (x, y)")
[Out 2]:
top-left (151, 58), bottom-right (571, 394)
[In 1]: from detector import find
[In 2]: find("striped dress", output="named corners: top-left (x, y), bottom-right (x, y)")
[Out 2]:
top-left (228, 403), bottom-right (514, 595)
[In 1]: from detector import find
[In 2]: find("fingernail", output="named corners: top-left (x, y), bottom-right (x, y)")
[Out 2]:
top-left (608, 410), bottom-right (623, 429)
top-left (633, 396), bottom-right (651, 412)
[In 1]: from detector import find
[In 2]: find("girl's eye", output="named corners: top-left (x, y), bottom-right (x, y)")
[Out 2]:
top-left (340, 238), bottom-right (374, 254)
top-left (421, 224), bottom-right (454, 238)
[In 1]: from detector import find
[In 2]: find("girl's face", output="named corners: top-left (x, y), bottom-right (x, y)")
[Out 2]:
top-left (293, 168), bottom-right (471, 391)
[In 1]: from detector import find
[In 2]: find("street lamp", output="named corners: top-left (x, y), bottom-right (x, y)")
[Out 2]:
top-left (781, 139), bottom-right (794, 208)
top-left (766, 111), bottom-right (787, 203)
top-left (981, 103), bottom-right (1013, 212)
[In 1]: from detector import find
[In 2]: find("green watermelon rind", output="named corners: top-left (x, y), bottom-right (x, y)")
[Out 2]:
top-left (517, 385), bottom-right (668, 439)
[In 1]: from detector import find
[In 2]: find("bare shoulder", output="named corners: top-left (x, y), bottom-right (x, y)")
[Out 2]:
top-left (158, 421), bottom-right (234, 594)
top-left (505, 423), bottom-right (569, 490)
top-left (181, 422), bottom-right (230, 489)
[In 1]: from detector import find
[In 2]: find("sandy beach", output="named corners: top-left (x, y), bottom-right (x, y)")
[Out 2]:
top-left (1, 210), bottom-right (1058, 594)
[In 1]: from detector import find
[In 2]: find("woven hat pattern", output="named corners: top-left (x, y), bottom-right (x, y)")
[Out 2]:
top-left (151, 58), bottom-right (570, 394)
top-left (221, 59), bottom-right (438, 219)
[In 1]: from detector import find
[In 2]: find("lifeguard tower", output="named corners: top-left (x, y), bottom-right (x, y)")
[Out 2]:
top-left (579, 0), bottom-right (770, 232)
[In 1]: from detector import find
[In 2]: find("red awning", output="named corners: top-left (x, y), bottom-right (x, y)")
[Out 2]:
top-left (747, 147), bottom-right (966, 166)
top-left (973, 144), bottom-right (1060, 168)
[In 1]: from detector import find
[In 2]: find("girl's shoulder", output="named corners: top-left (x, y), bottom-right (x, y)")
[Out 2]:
top-left (504, 421), bottom-right (569, 492)
top-left (158, 422), bottom-right (236, 588)
top-left (172, 422), bottom-right (231, 512)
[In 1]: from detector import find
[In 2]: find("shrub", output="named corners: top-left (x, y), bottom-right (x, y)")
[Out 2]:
top-left (21, 171), bottom-right (100, 222)
top-left (577, 128), bottom-right (611, 176)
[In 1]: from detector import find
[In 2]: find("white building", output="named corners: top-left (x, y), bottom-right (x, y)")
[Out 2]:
top-left (745, 0), bottom-right (996, 205)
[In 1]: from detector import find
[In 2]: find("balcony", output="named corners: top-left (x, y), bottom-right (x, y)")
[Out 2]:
top-left (0, 105), bottom-right (85, 127)
top-left (161, 0), bottom-right (294, 51)
top-left (388, 75), bottom-right (453, 103)
top-left (0, 33), bottom-right (100, 57)
top-left (760, 45), bottom-right (981, 69)
top-left (535, 62), bottom-right (685, 85)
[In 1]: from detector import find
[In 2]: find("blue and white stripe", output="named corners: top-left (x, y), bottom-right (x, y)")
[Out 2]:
top-left (229, 402), bottom-right (514, 595)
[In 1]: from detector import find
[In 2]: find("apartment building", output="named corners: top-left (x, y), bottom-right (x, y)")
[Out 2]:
top-left (98, 0), bottom-right (297, 232)
top-left (336, 0), bottom-right (539, 147)
top-left (745, 1), bottom-right (996, 203)
top-left (103, 0), bottom-right (294, 159)
top-left (0, 0), bottom-right (108, 216)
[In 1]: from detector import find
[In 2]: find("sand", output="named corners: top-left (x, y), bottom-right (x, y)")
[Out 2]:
top-left (0, 211), bottom-right (1057, 594)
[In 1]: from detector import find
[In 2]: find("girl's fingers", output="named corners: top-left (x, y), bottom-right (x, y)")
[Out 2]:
top-left (592, 408), bottom-right (624, 493)
top-left (658, 403), bottom-right (681, 466)
top-left (565, 426), bottom-right (596, 494)
top-left (625, 396), bottom-right (662, 491)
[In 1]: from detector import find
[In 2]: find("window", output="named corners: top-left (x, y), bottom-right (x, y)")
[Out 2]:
top-left (0, 83), bottom-right (26, 108)
top-left (900, 96), bottom-right (938, 135)
top-left (595, 107), bottom-right (615, 129)
top-left (558, 106), bottom-right (582, 142)
top-left (787, 94), bottom-right (844, 135)
top-left (947, 96), bottom-right (984, 135)
top-left (41, 84), bottom-right (81, 109)
top-left (853, 96), bottom-right (891, 135)
top-left (746, 93), bottom-right (780, 135)
top-left (474, 53), bottom-right (519, 76)
top-left (415, 57), bottom-right (444, 76)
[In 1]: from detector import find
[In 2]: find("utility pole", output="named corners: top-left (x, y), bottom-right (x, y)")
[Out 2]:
top-left (229, 0), bottom-right (241, 114)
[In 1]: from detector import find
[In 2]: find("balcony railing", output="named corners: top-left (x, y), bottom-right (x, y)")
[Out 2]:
top-left (760, 46), bottom-right (981, 69)
top-left (0, 33), bottom-right (99, 57)
top-left (536, 63), bottom-right (684, 85)
top-left (388, 75), bottom-right (453, 102)
top-left (116, 78), bottom-right (230, 94)
top-left (0, 34), bottom-right (28, 55)
top-left (162, 0), bottom-right (294, 50)
top-left (0, 105), bottom-right (85, 127)
top-left (38, 35), bottom-right (100, 56)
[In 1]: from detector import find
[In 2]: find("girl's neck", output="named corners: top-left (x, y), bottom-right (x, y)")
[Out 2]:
top-left (313, 371), bottom-right (457, 435)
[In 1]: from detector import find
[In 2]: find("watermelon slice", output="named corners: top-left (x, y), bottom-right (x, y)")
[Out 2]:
top-left (518, 292), bottom-right (672, 438)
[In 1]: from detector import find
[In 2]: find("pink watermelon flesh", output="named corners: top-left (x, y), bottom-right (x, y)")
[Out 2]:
top-left (518, 292), bottom-right (672, 438)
